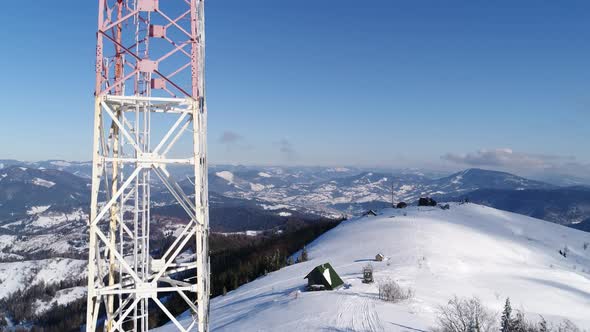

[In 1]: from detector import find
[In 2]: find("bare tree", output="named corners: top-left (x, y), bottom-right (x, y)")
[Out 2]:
top-left (434, 296), bottom-right (496, 332)
top-left (557, 320), bottom-right (581, 332)
top-left (377, 278), bottom-right (413, 302)
top-left (436, 296), bottom-right (586, 332)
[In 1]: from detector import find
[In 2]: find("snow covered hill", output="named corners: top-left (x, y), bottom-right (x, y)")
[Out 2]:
top-left (157, 203), bottom-right (590, 331)
top-left (0, 258), bottom-right (86, 299)
top-left (0, 166), bottom-right (89, 218)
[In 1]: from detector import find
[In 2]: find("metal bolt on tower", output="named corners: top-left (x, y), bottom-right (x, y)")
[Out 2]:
top-left (86, 0), bottom-right (209, 331)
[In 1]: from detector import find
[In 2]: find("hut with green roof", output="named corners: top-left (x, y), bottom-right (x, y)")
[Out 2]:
top-left (304, 263), bottom-right (344, 291)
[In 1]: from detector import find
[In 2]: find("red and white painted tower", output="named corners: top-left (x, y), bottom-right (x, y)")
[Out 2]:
top-left (87, 0), bottom-right (209, 331)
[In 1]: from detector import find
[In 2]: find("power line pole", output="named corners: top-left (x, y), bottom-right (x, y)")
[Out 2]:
top-left (391, 177), bottom-right (395, 207)
top-left (86, 1), bottom-right (209, 331)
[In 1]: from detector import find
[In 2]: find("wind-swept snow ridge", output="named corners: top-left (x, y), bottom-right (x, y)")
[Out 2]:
top-left (156, 203), bottom-right (590, 331)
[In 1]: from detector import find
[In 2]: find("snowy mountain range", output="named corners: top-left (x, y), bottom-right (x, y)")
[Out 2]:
top-left (1, 159), bottom-right (590, 329)
top-left (2, 161), bottom-right (590, 229)
top-left (0, 165), bottom-right (88, 219)
top-left (450, 186), bottom-right (590, 228)
top-left (202, 166), bottom-right (590, 228)
top-left (156, 204), bottom-right (590, 331)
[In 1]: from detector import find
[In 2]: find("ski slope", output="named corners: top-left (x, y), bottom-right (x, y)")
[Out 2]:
top-left (157, 203), bottom-right (590, 331)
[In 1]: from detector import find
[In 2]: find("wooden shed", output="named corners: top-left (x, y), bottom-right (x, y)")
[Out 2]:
top-left (363, 210), bottom-right (378, 217)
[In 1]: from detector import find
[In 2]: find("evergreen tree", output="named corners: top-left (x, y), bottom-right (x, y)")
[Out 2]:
top-left (476, 316), bottom-right (482, 332)
top-left (301, 245), bottom-right (309, 262)
top-left (512, 311), bottom-right (526, 332)
top-left (501, 298), bottom-right (513, 332)
top-left (539, 316), bottom-right (549, 332)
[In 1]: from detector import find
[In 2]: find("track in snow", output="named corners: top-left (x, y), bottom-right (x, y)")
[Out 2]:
top-left (332, 292), bottom-right (384, 332)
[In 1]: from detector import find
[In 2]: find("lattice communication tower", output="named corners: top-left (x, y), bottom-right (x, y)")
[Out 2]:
top-left (86, 0), bottom-right (209, 331)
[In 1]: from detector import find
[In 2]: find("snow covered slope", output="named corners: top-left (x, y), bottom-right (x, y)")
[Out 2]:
top-left (157, 203), bottom-right (590, 331)
top-left (0, 258), bottom-right (86, 299)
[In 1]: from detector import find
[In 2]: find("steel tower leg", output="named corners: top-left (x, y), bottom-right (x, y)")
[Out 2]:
top-left (86, 1), bottom-right (209, 331)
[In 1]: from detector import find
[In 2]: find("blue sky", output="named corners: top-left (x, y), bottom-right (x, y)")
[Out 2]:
top-left (0, 1), bottom-right (589, 176)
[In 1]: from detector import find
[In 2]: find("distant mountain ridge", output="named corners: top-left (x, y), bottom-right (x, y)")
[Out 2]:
top-left (448, 186), bottom-right (590, 227)
top-left (0, 166), bottom-right (89, 218)
top-left (207, 167), bottom-right (559, 214)
top-left (1, 160), bottom-right (589, 230)
top-left (434, 168), bottom-right (555, 192)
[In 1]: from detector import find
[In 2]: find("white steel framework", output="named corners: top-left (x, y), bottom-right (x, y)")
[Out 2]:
top-left (86, 0), bottom-right (209, 331)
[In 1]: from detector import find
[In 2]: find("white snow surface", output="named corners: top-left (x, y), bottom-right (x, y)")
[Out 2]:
top-left (32, 177), bottom-right (56, 188)
top-left (250, 183), bottom-right (266, 192)
top-left (0, 258), bottom-right (86, 299)
top-left (27, 205), bottom-right (51, 215)
top-left (329, 167), bottom-right (351, 172)
top-left (35, 286), bottom-right (86, 315)
top-left (216, 171), bottom-right (234, 183)
top-left (260, 204), bottom-right (291, 211)
top-left (49, 160), bottom-right (72, 167)
top-left (30, 208), bottom-right (86, 228)
top-left (156, 203), bottom-right (590, 331)
top-left (0, 234), bottom-right (16, 249)
top-left (220, 230), bottom-right (261, 237)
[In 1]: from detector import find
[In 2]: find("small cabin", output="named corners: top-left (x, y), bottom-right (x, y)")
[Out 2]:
top-left (304, 263), bottom-right (344, 291)
top-left (363, 210), bottom-right (378, 217)
top-left (418, 197), bottom-right (437, 207)
top-left (375, 253), bottom-right (385, 262)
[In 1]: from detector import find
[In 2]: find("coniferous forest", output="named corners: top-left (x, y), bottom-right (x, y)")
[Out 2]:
top-left (6, 216), bottom-right (343, 331)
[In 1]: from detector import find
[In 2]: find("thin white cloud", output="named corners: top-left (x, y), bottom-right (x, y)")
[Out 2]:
top-left (441, 148), bottom-right (589, 178)
top-left (442, 148), bottom-right (547, 168)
